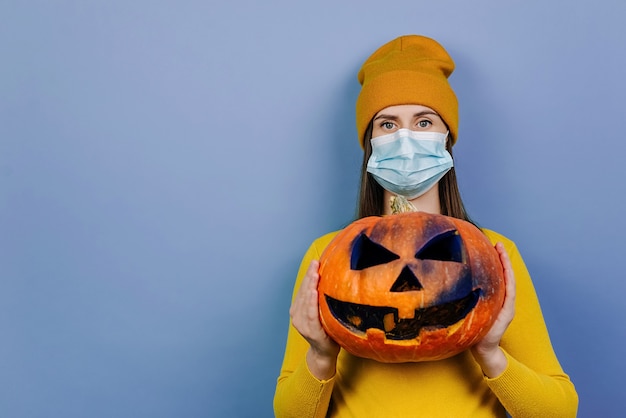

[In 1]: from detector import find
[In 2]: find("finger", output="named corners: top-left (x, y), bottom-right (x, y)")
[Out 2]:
top-left (495, 242), bottom-right (513, 274)
top-left (293, 260), bottom-right (320, 305)
top-left (494, 242), bottom-right (516, 318)
top-left (303, 260), bottom-right (320, 310)
top-left (291, 260), bottom-right (322, 323)
top-left (495, 243), bottom-right (515, 286)
top-left (305, 260), bottom-right (320, 290)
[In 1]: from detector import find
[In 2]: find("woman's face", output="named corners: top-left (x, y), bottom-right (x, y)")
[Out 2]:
top-left (371, 104), bottom-right (448, 138)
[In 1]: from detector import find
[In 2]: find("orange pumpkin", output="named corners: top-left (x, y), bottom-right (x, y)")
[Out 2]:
top-left (318, 212), bottom-right (505, 363)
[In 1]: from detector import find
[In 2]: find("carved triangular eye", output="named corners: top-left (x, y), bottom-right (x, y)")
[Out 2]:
top-left (415, 230), bottom-right (465, 263)
top-left (351, 233), bottom-right (400, 270)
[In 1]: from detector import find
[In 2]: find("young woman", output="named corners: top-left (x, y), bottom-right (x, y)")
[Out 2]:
top-left (274, 35), bottom-right (578, 418)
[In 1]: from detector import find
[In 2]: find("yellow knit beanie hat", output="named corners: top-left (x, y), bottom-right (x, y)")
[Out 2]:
top-left (356, 35), bottom-right (458, 147)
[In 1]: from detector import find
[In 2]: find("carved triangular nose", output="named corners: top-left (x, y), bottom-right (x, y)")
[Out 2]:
top-left (390, 266), bottom-right (423, 292)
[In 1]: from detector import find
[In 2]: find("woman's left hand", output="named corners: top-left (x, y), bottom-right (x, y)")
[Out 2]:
top-left (470, 242), bottom-right (516, 378)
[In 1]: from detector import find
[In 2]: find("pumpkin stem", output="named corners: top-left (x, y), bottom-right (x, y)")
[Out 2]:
top-left (390, 195), bottom-right (417, 214)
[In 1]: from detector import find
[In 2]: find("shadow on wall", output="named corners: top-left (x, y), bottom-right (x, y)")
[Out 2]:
top-left (445, 48), bottom-right (516, 230)
top-left (318, 64), bottom-right (365, 231)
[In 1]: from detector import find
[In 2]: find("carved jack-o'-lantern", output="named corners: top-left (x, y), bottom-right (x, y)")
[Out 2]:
top-left (318, 212), bottom-right (504, 363)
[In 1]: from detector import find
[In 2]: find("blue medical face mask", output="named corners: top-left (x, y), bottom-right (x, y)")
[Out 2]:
top-left (366, 129), bottom-right (453, 199)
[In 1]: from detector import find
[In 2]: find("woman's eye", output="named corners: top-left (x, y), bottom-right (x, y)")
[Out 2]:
top-left (417, 120), bottom-right (431, 128)
top-left (381, 122), bottom-right (395, 130)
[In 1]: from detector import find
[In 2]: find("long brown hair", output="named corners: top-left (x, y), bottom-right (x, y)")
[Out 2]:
top-left (356, 121), bottom-right (476, 225)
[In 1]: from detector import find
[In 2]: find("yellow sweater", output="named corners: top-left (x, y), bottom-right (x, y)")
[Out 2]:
top-left (274, 228), bottom-right (578, 417)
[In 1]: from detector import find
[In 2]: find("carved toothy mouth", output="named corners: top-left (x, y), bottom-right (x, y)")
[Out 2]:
top-left (324, 289), bottom-right (481, 340)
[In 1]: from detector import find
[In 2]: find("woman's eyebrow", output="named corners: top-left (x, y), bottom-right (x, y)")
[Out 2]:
top-left (374, 111), bottom-right (441, 121)
top-left (373, 114), bottom-right (400, 121)
top-left (413, 111), bottom-right (439, 118)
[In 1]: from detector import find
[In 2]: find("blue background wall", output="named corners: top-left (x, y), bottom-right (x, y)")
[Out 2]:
top-left (2, 1), bottom-right (625, 417)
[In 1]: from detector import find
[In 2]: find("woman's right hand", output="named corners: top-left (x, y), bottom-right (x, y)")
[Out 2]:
top-left (290, 260), bottom-right (340, 380)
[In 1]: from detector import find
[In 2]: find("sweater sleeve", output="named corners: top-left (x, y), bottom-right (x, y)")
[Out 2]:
top-left (482, 232), bottom-right (578, 417)
top-left (274, 234), bottom-right (337, 418)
